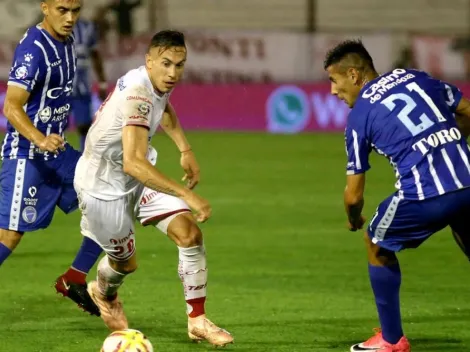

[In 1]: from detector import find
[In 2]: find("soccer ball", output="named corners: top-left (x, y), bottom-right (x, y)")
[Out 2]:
top-left (101, 329), bottom-right (154, 352)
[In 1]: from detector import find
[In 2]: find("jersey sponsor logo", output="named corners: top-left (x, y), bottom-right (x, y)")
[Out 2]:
top-left (38, 103), bottom-right (71, 123)
top-left (28, 186), bottom-right (37, 197)
top-left (412, 127), bottom-right (462, 155)
top-left (14, 65), bottom-right (28, 80)
top-left (128, 115), bottom-right (148, 121)
top-left (126, 95), bottom-right (153, 105)
top-left (24, 186), bottom-right (38, 207)
top-left (362, 69), bottom-right (416, 104)
top-left (140, 191), bottom-right (158, 205)
top-left (110, 230), bottom-right (134, 245)
top-left (266, 85), bottom-right (310, 133)
top-left (47, 80), bottom-right (73, 99)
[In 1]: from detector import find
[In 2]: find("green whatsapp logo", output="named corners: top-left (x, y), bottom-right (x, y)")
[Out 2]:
top-left (266, 86), bottom-right (310, 133)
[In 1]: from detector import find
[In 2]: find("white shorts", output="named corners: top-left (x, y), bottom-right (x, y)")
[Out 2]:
top-left (77, 187), bottom-right (190, 261)
top-left (135, 186), bottom-right (190, 233)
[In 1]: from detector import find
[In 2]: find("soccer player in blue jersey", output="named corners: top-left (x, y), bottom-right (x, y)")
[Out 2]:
top-left (324, 40), bottom-right (470, 352)
top-left (0, 0), bottom-right (100, 315)
top-left (71, 17), bottom-right (107, 152)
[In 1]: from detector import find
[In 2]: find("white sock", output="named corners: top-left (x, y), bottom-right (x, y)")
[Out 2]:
top-left (97, 256), bottom-right (127, 298)
top-left (178, 245), bottom-right (207, 316)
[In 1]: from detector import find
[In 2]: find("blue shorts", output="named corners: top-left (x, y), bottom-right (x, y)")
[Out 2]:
top-left (71, 97), bottom-right (92, 126)
top-left (368, 187), bottom-right (470, 252)
top-left (0, 145), bottom-right (81, 233)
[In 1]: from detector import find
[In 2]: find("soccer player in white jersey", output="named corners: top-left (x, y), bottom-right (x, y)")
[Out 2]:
top-left (74, 30), bottom-right (233, 347)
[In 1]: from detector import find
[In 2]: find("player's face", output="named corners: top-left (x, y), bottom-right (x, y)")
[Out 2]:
top-left (41, 0), bottom-right (81, 39)
top-left (145, 46), bottom-right (187, 94)
top-left (326, 65), bottom-right (362, 108)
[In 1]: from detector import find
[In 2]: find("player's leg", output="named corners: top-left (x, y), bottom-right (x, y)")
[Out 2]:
top-left (88, 252), bottom-right (136, 331)
top-left (0, 158), bottom-right (60, 266)
top-left (359, 233), bottom-right (410, 351)
top-left (53, 146), bottom-right (102, 315)
top-left (78, 190), bottom-right (136, 330)
top-left (137, 189), bottom-right (233, 346)
top-left (350, 194), bottom-right (436, 352)
top-left (71, 97), bottom-right (92, 152)
top-left (166, 213), bottom-right (234, 346)
top-left (448, 200), bottom-right (470, 261)
top-left (0, 229), bottom-right (22, 266)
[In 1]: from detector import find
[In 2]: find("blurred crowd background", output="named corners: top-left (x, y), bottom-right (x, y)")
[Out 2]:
top-left (0, 0), bottom-right (469, 133)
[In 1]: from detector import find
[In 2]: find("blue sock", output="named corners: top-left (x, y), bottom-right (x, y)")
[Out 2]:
top-left (0, 243), bottom-right (12, 266)
top-left (80, 134), bottom-right (86, 152)
top-left (71, 237), bottom-right (103, 274)
top-left (368, 263), bottom-right (403, 344)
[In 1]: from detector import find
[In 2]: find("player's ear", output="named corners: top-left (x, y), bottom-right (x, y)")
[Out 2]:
top-left (145, 53), bottom-right (152, 69)
top-left (40, 1), bottom-right (49, 16)
top-left (347, 68), bottom-right (361, 85)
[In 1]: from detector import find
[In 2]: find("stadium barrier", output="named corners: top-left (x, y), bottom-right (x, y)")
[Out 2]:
top-left (0, 81), bottom-right (469, 133)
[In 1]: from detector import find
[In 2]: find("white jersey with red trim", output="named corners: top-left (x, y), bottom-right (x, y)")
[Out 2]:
top-left (74, 66), bottom-right (169, 200)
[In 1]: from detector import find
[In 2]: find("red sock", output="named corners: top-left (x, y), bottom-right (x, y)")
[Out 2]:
top-left (64, 267), bottom-right (87, 285)
top-left (187, 297), bottom-right (206, 318)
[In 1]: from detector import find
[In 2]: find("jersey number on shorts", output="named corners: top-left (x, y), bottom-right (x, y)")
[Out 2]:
top-left (115, 238), bottom-right (135, 257)
top-left (381, 82), bottom-right (447, 136)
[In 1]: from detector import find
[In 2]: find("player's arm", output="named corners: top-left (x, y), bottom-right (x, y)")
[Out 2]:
top-left (122, 125), bottom-right (189, 197)
top-left (455, 97), bottom-right (470, 138)
top-left (120, 85), bottom-right (210, 221)
top-left (122, 125), bottom-right (211, 222)
top-left (161, 102), bottom-right (191, 152)
top-left (344, 174), bottom-right (366, 231)
top-left (438, 80), bottom-right (470, 138)
top-left (161, 102), bottom-right (200, 189)
top-left (344, 125), bottom-right (371, 231)
top-left (3, 86), bottom-right (63, 153)
top-left (3, 86), bottom-right (45, 144)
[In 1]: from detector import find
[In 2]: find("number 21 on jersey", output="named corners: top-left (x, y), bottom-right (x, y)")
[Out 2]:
top-left (381, 82), bottom-right (454, 136)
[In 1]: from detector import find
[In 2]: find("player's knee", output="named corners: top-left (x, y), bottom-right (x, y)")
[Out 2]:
top-left (0, 229), bottom-right (23, 251)
top-left (109, 256), bottom-right (138, 274)
top-left (169, 216), bottom-right (203, 248)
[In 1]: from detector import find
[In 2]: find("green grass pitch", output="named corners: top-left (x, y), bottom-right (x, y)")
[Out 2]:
top-left (1, 132), bottom-right (469, 351)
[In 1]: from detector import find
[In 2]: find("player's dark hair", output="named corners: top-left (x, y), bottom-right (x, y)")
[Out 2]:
top-left (148, 30), bottom-right (186, 53)
top-left (323, 39), bottom-right (375, 72)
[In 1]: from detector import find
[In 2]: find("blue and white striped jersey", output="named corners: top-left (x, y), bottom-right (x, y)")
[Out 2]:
top-left (3, 25), bottom-right (76, 160)
top-left (345, 68), bottom-right (470, 200)
top-left (72, 19), bottom-right (98, 97)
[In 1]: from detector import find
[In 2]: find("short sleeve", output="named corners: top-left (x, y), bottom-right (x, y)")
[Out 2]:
top-left (439, 80), bottom-right (462, 113)
top-left (345, 111), bottom-right (371, 175)
top-left (8, 43), bottom-right (45, 92)
top-left (120, 85), bottom-right (153, 129)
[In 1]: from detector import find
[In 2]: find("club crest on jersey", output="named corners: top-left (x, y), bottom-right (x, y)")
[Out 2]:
top-left (15, 65), bottom-right (28, 80)
top-left (38, 107), bottom-right (52, 123)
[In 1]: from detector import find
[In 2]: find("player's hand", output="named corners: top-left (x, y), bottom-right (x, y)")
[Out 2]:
top-left (348, 215), bottom-right (366, 232)
top-left (180, 150), bottom-right (200, 189)
top-left (182, 191), bottom-right (212, 223)
top-left (36, 134), bottom-right (65, 154)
